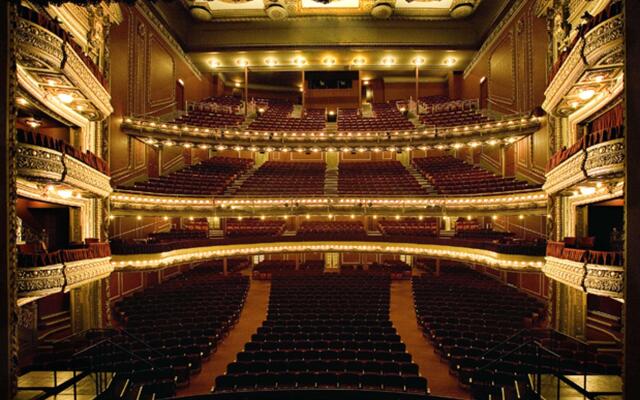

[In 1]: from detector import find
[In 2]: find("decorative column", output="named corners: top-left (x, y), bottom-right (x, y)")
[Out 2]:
top-left (624, 0), bottom-right (640, 396)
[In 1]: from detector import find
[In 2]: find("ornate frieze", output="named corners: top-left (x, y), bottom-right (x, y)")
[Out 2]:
top-left (16, 17), bottom-right (113, 119)
top-left (543, 138), bottom-right (624, 196)
top-left (17, 264), bottom-right (65, 299)
top-left (17, 142), bottom-right (112, 198)
top-left (64, 257), bottom-right (113, 291)
top-left (544, 256), bottom-right (624, 298)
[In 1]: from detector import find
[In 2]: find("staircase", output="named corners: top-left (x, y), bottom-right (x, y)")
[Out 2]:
top-left (324, 166), bottom-right (338, 196)
top-left (361, 103), bottom-right (373, 118)
top-left (404, 162), bottom-right (437, 194)
top-left (290, 105), bottom-right (303, 118)
top-left (223, 166), bottom-right (259, 196)
top-left (38, 310), bottom-right (72, 342)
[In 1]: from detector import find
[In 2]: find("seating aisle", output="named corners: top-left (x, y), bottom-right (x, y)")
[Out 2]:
top-left (390, 279), bottom-right (470, 399)
top-left (177, 277), bottom-right (272, 396)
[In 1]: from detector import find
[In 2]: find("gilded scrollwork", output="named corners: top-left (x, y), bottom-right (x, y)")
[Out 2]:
top-left (17, 265), bottom-right (65, 297)
top-left (584, 264), bottom-right (624, 298)
top-left (64, 257), bottom-right (114, 290)
top-left (543, 256), bottom-right (585, 290)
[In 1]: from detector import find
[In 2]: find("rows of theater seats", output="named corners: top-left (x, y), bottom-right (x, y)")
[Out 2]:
top-left (252, 260), bottom-right (325, 279)
top-left (200, 95), bottom-right (242, 112)
top-left (546, 237), bottom-right (623, 266)
top-left (377, 218), bottom-right (438, 237)
top-left (114, 270), bottom-right (250, 392)
top-left (149, 229), bottom-right (208, 242)
top-left (129, 157), bottom-right (253, 195)
top-left (170, 108), bottom-right (245, 129)
top-left (418, 95), bottom-right (450, 106)
top-left (236, 161), bottom-right (326, 196)
top-left (413, 268), bottom-right (619, 399)
top-left (18, 239), bottom-right (111, 268)
top-left (338, 161), bottom-right (425, 196)
top-left (337, 103), bottom-right (414, 132)
top-left (249, 102), bottom-right (326, 132)
top-left (225, 218), bottom-right (286, 237)
top-left (214, 273), bottom-right (428, 395)
top-left (546, 102), bottom-right (624, 171)
top-left (17, 129), bottom-right (110, 175)
top-left (419, 107), bottom-right (489, 127)
top-left (413, 156), bottom-right (537, 194)
top-left (297, 221), bottom-right (366, 240)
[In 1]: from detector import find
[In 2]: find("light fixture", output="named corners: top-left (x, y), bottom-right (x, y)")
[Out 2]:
top-left (136, 215), bottom-right (142, 221)
top-left (578, 186), bottom-right (596, 195)
top-left (593, 75), bottom-right (604, 83)
top-left (199, 144), bottom-right (210, 149)
top-left (363, 80), bottom-right (370, 86)
top-left (305, 214), bottom-right (310, 220)
top-left (234, 82), bottom-right (241, 88)
top-left (518, 215), bottom-right (524, 220)
top-left (163, 140), bottom-right (175, 147)
top-left (46, 79), bottom-right (58, 86)
top-left (491, 215), bottom-right (498, 220)
top-left (25, 118), bottom-right (41, 129)
top-left (322, 56), bottom-right (337, 66)
top-left (109, 215), bottom-right (115, 220)
top-left (57, 189), bottom-right (73, 199)
top-left (328, 110), bottom-right (335, 116)
top-left (209, 59), bottom-right (221, 68)
top-left (352, 57), bottom-right (366, 66)
top-left (183, 143), bottom-right (193, 148)
top-left (578, 89), bottom-right (595, 101)
top-left (57, 92), bottom-right (74, 104)
top-left (381, 56), bottom-right (396, 66)
top-left (16, 97), bottom-right (28, 106)
top-left (292, 56), bottom-right (307, 67)
top-left (264, 57), bottom-right (278, 67)
top-left (75, 104), bottom-right (85, 111)
top-left (412, 56), bottom-right (426, 66)
top-left (443, 57), bottom-right (457, 66)
top-left (236, 58), bottom-right (250, 67)
top-left (163, 216), bottom-right (169, 221)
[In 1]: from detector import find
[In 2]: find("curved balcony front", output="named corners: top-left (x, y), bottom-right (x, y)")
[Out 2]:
top-left (17, 142), bottom-right (112, 198)
top-left (121, 115), bottom-right (542, 152)
top-left (109, 189), bottom-right (548, 218)
top-left (111, 236), bottom-right (545, 272)
top-left (542, 138), bottom-right (623, 196)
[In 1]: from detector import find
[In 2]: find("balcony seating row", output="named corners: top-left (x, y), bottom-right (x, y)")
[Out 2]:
top-left (546, 240), bottom-right (623, 266)
top-left (236, 161), bottom-right (326, 196)
top-left (419, 108), bottom-right (489, 128)
top-left (225, 218), bottom-right (286, 237)
top-left (249, 102), bottom-right (326, 132)
top-left (337, 103), bottom-right (414, 132)
top-left (129, 157), bottom-right (253, 195)
top-left (418, 96), bottom-right (450, 105)
top-left (170, 108), bottom-right (245, 129)
top-left (182, 218), bottom-right (209, 232)
top-left (338, 161), bottom-right (425, 196)
top-left (377, 218), bottom-right (438, 237)
top-left (546, 103), bottom-right (624, 172)
top-left (18, 129), bottom-right (110, 175)
top-left (214, 273), bottom-right (427, 395)
top-left (148, 229), bottom-right (208, 242)
top-left (297, 221), bottom-right (366, 240)
top-left (252, 260), bottom-right (325, 279)
top-left (18, 239), bottom-right (111, 268)
top-left (413, 156), bottom-right (537, 194)
top-left (197, 95), bottom-right (243, 114)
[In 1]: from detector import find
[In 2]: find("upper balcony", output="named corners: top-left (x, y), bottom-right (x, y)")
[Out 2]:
top-left (17, 130), bottom-right (112, 198)
top-left (543, 2), bottom-right (623, 115)
top-left (543, 104), bottom-right (624, 196)
top-left (543, 240), bottom-right (623, 298)
top-left (16, 6), bottom-right (113, 121)
top-left (17, 241), bottom-right (113, 306)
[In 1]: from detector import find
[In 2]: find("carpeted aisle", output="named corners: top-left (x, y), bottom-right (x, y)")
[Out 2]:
top-left (177, 278), bottom-right (271, 396)
top-left (390, 280), bottom-right (470, 400)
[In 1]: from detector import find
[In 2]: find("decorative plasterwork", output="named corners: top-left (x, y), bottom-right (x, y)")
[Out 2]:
top-left (16, 18), bottom-right (113, 118)
top-left (109, 189), bottom-right (548, 217)
top-left (17, 143), bottom-right (112, 198)
top-left (112, 240), bottom-right (545, 272)
top-left (543, 138), bottom-right (624, 196)
top-left (64, 257), bottom-right (113, 291)
top-left (544, 256), bottom-right (623, 298)
top-left (135, 1), bottom-right (202, 81)
top-left (17, 264), bottom-right (65, 301)
top-left (542, 14), bottom-right (623, 113)
top-left (121, 114), bottom-right (541, 151)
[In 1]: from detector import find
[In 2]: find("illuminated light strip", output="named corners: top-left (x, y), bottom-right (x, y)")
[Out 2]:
top-left (111, 241), bottom-right (545, 270)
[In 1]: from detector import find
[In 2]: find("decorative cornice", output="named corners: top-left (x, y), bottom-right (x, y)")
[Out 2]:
top-left (544, 256), bottom-right (623, 298)
top-left (135, 1), bottom-right (203, 81)
top-left (543, 256), bottom-right (585, 290)
top-left (64, 257), bottom-right (114, 291)
top-left (112, 240), bottom-right (545, 271)
top-left (463, 0), bottom-right (529, 79)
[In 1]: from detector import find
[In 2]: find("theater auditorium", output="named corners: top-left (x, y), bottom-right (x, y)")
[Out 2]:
top-left (0, 0), bottom-right (638, 398)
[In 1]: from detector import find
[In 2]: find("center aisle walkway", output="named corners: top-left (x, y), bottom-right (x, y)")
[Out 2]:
top-left (390, 280), bottom-right (470, 399)
top-left (177, 278), bottom-right (271, 396)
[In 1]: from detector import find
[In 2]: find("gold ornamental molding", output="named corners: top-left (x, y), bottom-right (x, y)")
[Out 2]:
top-left (17, 143), bottom-right (112, 198)
top-left (16, 17), bottom-right (113, 119)
top-left (544, 256), bottom-right (623, 298)
top-left (109, 189), bottom-right (548, 217)
top-left (121, 114), bottom-right (541, 152)
top-left (112, 240), bottom-right (545, 272)
top-left (63, 257), bottom-right (114, 292)
top-left (17, 257), bottom-right (114, 306)
top-left (542, 138), bottom-right (624, 196)
top-left (542, 14), bottom-right (623, 114)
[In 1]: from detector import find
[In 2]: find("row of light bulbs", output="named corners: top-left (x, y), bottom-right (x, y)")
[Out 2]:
top-left (210, 56), bottom-right (457, 69)
top-left (116, 213), bottom-right (539, 221)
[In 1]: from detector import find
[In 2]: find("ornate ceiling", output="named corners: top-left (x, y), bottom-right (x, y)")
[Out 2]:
top-left (182, 0), bottom-right (477, 21)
